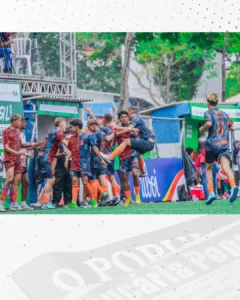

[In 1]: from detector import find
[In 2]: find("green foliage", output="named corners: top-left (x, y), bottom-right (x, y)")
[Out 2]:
top-left (226, 62), bottom-right (240, 98)
top-left (31, 32), bottom-right (60, 77)
top-left (134, 33), bottom-right (216, 102)
top-left (35, 32), bottom-right (240, 102)
top-left (76, 33), bottom-right (124, 93)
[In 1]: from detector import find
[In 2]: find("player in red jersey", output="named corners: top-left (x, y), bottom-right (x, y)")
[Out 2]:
top-left (37, 117), bottom-right (68, 210)
top-left (0, 114), bottom-right (40, 212)
top-left (66, 119), bottom-right (106, 208)
top-left (115, 110), bottom-right (141, 206)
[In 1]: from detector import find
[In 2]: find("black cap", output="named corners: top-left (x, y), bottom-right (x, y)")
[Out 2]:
top-left (21, 116), bottom-right (29, 121)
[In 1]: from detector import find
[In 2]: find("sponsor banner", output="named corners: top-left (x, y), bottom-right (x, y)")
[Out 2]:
top-left (67, 218), bottom-right (240, 300)
top-left (189, 103), bottom-right (240, 122)
top-left (0, 83), bottom-right (21, 102)
top-left (38, 101), bottom-right (80, 117)
top-left (119, 158), bottom-right (184, 202)
top-left (11, 216), bottom-right (239, 300)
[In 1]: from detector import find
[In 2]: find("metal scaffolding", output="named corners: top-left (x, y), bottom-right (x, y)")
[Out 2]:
top-left (59, 32), bottom-right (77, 84)
top-left (0, 32), bottom-right (78, 99)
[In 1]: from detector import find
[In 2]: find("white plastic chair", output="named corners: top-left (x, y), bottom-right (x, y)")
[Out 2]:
top-left (12, 38), bottom-right (32, 75)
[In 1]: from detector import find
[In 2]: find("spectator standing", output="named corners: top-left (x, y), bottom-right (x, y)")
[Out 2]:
top-left (0, 32), bottom-right (14, 73)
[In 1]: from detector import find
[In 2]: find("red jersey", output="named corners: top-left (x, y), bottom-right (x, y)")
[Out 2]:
top-left (116, 128), bottom-right (137, 160)
top-left (68, 135), bottom-right (80, 172)
top-left (3, 127), bottom-right (21, 163)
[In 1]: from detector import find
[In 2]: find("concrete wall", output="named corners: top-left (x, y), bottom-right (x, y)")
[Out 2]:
top-left (38, 115), bottom-right (76, 141)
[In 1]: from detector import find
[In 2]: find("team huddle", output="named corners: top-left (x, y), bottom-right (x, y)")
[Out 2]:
top-left (0, 106), bottom-right (155, 211)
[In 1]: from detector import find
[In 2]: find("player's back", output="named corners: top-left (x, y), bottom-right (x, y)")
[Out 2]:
top-left (99, 125), bottom-right (113, 154)
top-left (79, 133), bottom-right (95, 158)
top-left (40, 129), bottom-right (59, 153)
top-left (130, 116), bottom-right (154, 140)
top-left (205, 108), bottom-right (230, 149)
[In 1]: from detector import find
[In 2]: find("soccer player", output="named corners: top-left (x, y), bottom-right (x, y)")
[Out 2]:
top-left (87, 118), bottom-right (109, 206)
top-left (37, 117), bottom-right (69, 210)
top-left (100, 107), bottom-right (155, 171)
top-left (66, 119), bottom-right (106, 208)
top-left (85, 105), bottom-right (120, 201)
top-left (116, 110), bottom-right (141, 206)
top-left (199, 93), bottom-right (238, 205)
top-left (0, 114), bottom-right (38, 212)
top-left (19, 117), bottom-right (34, 210)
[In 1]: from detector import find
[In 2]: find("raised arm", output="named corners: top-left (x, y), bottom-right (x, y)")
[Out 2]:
top-left (85, 104), bottom-right (98, 121)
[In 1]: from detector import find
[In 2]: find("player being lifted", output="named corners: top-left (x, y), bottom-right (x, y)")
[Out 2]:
top-left (116, 110), bottom-right (141, 206)
top-left (66, 119), bottom-right (107, 208)
top-left (199, 93), bottom-right (238, 205)
top-left (37, 117), bottom-right (69, 210)
top-left (100, 107), bottom-right (154, 173)
top-left (0, 114), bottom-right (40, 212)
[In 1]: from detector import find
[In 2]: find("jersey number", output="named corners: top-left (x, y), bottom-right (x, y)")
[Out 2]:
top-left (216, 121), bottom-right (224, 136)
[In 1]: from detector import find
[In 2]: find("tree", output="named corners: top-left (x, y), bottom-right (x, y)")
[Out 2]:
top-left (31, 32), bottom-right (60, 77)
top-left (76, 32), bottom-right (124, 93)
top-left (132, 33), bottom-right (216, 104)
top-left (118, 33), bottom-right (135, 112)
top-left (226, 62), bottom-right (240, 98)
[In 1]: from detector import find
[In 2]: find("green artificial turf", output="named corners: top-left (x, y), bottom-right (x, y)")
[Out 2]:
top-left (3, 199), bottom-right (240, 214)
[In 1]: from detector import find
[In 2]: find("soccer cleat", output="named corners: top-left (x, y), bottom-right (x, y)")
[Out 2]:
top-left (0, 202), bottom-right (6, 212)
top-left (135, 194), bottom-right (141, 204)
top-left (90, 199), bottom-right (98, 208)
top-left (229, 186), bottom-right (239, 204)
top-left (101, 192), bottom-right (109, 202)
top-left (68, 202), bottom-right (78, 208)
top-left (21, 203), bottom-right (34, 211)
top-left (79, 202), bottom-right (92, 208)
top-left (41, 202), bottom-right (56, 210)
top-left (205, 193), bottom-right (216, 205)
top-left (10, 204), bottom-right (22, 211)
top-left (100, 152), bottom-right (112, 163)
top-left (113, 197), bottom-right (121, 206)
top-left (99, 197), bottom-right (108, 207)
top-left (30, 202), bottom-right (42, 209)
top-left (139, 172), bottom-right (147, 178)
top-left (124, 198), bottom-right (133, 207)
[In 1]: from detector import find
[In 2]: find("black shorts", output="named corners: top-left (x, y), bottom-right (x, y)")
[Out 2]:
top-left (130, 138), bottom-right (154, 155)
top-left (89, 167), bottom-right (107, 180)
top-left (22, 167), bottom-right (28, 174)
top-left (205, 148), bottom-right (231, 164)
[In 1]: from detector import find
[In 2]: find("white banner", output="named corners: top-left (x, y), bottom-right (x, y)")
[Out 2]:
top-left (0, 83), bottom-right (21, 103)
top-left (191, 105), bottom-right (240, 120)
top-left (39, 104), bottom-right (79, 115)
